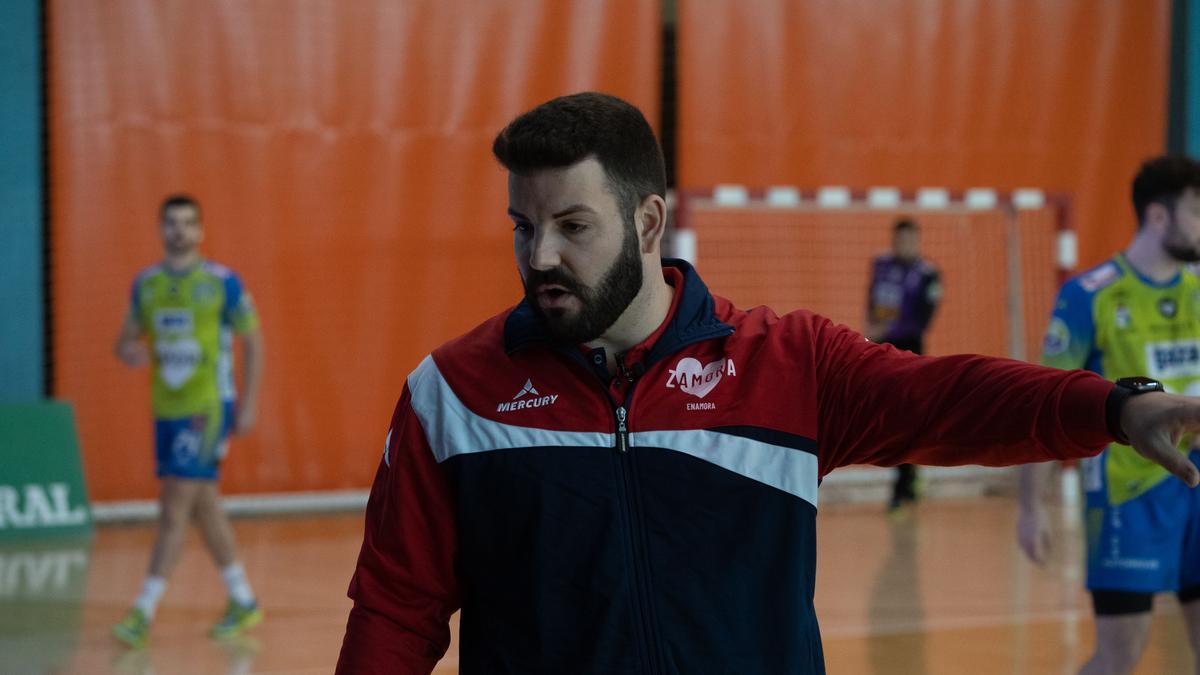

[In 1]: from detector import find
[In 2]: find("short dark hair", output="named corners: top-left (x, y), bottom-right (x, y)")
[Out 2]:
top-left (160, 193), bottom-right (201, 220)
top-left (492, 92), bottom-right (667, 222)
top-left (1132, 155), bottom-right (1200, 227)
top-left (893, 217), bottom-right (918, 234)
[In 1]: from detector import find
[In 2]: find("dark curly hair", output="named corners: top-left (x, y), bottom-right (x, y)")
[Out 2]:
top-left (1132, 155), bottom-right (1200, 228)
top-left (492, 92), bottom-right (666, 224)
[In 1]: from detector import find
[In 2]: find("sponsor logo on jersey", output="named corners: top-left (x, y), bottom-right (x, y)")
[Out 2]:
top-left (1145, 339), bottom-right (1200, 379)
top-left (666, 357), bottom-right (737, 399)
top-left (1042, 317), bottom-right (1071, 357)
top-left (1079, 263), bottom-right (1120, 293)
top-left (154, 338), bottom-right (202, 389)
top-left (1114, 304), bottom-right (1131, 329)
top-left (496, 379), bottom-right (558, 412)
top-left (153, 308), bottom-right (194, 334)
top-left (192, 281), bottom-right (217, 304)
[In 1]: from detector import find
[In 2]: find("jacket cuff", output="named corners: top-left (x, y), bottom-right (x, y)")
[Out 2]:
top-left (1059, 373), bottom-right (1117, 452)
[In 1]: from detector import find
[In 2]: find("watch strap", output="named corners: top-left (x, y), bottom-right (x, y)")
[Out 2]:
top-left (1105, 383), bottom-right (1133, 445)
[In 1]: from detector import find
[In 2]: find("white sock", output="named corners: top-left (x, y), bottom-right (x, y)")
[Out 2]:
top-left (134, 575), bottom-right (167, 620)
top-left (220, 562), bottom-right (256, 606)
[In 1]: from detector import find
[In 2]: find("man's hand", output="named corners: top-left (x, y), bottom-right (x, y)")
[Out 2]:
top-left (1121, 392), bottom-right (1200, 487)
top-left (233, 402), bottom-right (257, 435)
top-left (116, 339), bottom-right (150, 367)
top-left (1016, 504), bottom-right (1053, 565)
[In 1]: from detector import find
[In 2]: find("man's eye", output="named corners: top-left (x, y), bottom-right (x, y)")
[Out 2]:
top-left (563, 221), bottom-right (587, 233)
top-left (512, 222), bottom-right (531, 233)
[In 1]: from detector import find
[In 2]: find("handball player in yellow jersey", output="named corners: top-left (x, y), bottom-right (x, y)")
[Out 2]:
top-left (111, 194), bottom-right (265, 648)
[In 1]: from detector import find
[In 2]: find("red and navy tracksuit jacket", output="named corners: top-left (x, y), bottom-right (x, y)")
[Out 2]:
top-left (337, 259), bottom-right (1114, 674)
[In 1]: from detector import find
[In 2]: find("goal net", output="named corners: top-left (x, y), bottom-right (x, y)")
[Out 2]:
top-left (672, 186), bottom-right (1074, 361)
top-left (670, 186), bottom-right (1076, 501)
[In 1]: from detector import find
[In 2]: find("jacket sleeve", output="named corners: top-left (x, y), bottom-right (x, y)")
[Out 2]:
top-left (811, 313), bottom-right (1115, 476)
top-left (336, 387), bottom-right (460, 674)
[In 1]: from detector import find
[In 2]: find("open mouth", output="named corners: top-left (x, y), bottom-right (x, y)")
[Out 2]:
top-left (536, 285), bottom-right (575, 306)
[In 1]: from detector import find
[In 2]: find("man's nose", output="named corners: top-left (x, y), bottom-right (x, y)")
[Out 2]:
top-left (529, 229), bottom-right (562, 271)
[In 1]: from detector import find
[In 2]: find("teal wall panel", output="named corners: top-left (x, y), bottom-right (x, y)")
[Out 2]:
top-left (0, 0), bottom-right (44, 401)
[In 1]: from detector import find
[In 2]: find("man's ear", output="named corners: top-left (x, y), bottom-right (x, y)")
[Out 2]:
top-left (1144, 201), bottom-right (1172, 233)
top-left (637, 194), bottom-right (668, 255)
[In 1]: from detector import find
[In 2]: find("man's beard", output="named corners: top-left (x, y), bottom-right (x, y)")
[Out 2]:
top-left (524, 225), bottom-right (644, 344)
top-left (1165, 217), bottom-right (1200, 262)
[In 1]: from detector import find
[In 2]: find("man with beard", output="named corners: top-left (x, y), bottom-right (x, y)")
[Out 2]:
top-left (1019, 156), bottom-right (1200, 675)
top-left (111, 194), bottom-right (264, 647)
top-left (337, 96), bottom-right (1200, 674)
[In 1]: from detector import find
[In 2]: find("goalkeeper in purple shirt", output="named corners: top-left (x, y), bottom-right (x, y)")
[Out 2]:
top-left (866, 218), bottom-right (943, 511)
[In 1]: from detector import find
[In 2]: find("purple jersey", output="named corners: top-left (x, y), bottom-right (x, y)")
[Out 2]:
top-left (868, 255), bottom-right (941, 346)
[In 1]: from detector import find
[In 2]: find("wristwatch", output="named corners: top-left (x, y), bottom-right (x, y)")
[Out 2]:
top-left (1106, 376), bottom-right (1165, 444)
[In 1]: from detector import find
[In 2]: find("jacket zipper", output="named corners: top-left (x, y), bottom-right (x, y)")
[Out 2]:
top-left (558, 338), bottom-right (734, 674)
top-left (615, 406), bottom-right (629, 453)
top-left (610, 363), bottom-right (666, 675)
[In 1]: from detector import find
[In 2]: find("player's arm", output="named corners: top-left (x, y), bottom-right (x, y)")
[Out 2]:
top-left (234, 328), bottom-right (264, 435)
top-left (913, 268), bottom-right (941, 333)
top-left (337, 388), bottom-right (460, 674)
top-left (114, 308), bottom-right (149, 367)
top-left (223, 276), bottom-right (264, 434)
top-left (1018, 279), bottom-right (1095, 564)
top-left (1016, 461), bottom-right (1054, 564)
top-left (864, 261), bottom-right (887, 342)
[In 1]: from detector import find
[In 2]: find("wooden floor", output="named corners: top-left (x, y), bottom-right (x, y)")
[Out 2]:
top-left (1, 497), bottom-right (1193, 674)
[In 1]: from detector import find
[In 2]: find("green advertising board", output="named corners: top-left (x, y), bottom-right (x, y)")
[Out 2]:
top-left (0, 402), bottom-right (92, 539)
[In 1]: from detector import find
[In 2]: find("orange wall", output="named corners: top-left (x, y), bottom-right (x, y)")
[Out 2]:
top-left (677, 0), bottom-right (1169, 269)
top-left (49, 0), bottom-right (660, 500)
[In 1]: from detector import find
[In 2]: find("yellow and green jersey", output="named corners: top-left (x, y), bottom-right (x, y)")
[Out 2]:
top-left (129, 260), bottom-right (258, 419)
top-left (1042, 254), bottom-right (1200, 504)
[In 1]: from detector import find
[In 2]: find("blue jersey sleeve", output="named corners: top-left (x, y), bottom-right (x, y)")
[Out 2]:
top-left (129, 276), bottom-right (144, 324)
top-left (222, 273), bottom-right (259, 333)
top-left (1041, 278), bottom-right (1095, 371)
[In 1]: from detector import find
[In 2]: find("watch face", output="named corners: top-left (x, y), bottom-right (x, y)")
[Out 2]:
top-left (1118, 376), bottom-right (1165, 393)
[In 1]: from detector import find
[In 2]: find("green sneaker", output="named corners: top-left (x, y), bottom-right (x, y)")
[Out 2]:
top-left (112, 607), bottom-right (151, 648)
top-left (210, 600), bottom-right (262, 639)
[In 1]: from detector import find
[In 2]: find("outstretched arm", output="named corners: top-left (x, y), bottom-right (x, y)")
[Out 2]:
top-left (814, 314), bottom-right (1114, 473)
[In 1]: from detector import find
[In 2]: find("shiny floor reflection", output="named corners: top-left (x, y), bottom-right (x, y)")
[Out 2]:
top-left (0, 498), bottom-right (1193, 673)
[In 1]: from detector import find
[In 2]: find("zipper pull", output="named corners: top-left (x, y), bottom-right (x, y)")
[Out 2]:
top-left (615, 406), bottom-right (629, 453)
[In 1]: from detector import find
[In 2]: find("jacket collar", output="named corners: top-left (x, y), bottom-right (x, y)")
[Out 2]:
top-left (503, 258), bottom-right (734, 365)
